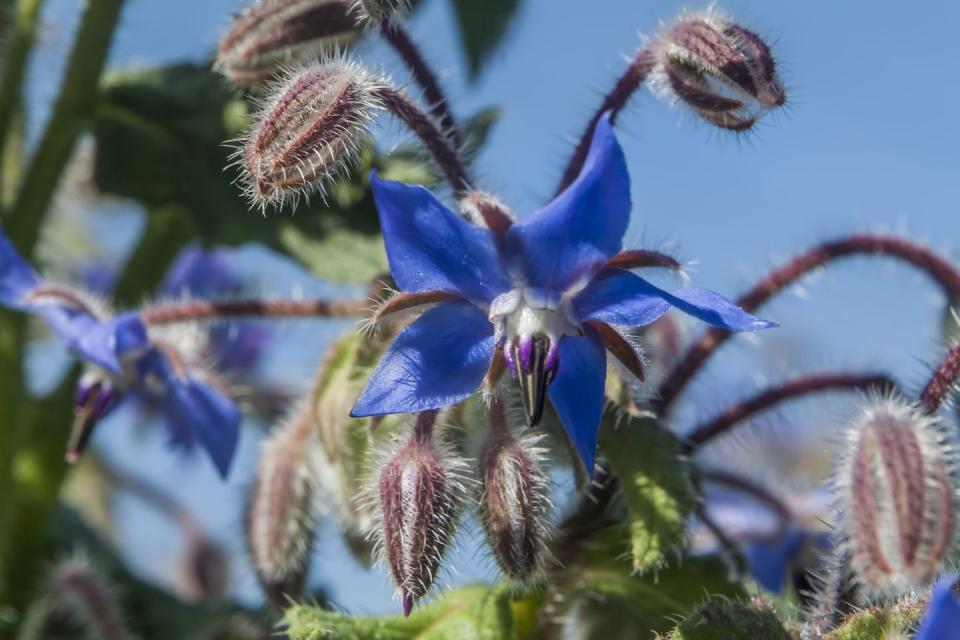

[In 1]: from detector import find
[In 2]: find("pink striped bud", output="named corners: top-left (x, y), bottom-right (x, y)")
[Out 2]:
top-left (237, 59), bottom-right (382, 209)
top-left (836, 397), bottom-right (959, 597)
top-left (217, 0), bottom-right (357, 85)
top-left (246, 407), bottom-right (318, 608)
top-left (650, 9), bottom-right (785, 131)
top-left (376, 413), bottom-right (465, 615)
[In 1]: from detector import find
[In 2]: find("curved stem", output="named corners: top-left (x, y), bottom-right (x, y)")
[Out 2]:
top-left (375, 85), bottom-right (471, 197)
top-left (554, 48), bottom-right (656, 195)
top-left (379, 19), bottom-right (459, 147)
top-left (684, 372), bottom-right (895, 453)
top-left (921, 341), bottom-right (960, 414)
top-left (606, 248), bottom-right (683, 272)
top-left (698, 468), bottom-right (792, 539)
top-left (655, 235), bottom-right (960, 417)
top-left (695, 502), bottom-right (747, 575)
top-left (141, 298), bottom-right (364, 325)
top-left (7, 0), bottom-right (127, 252)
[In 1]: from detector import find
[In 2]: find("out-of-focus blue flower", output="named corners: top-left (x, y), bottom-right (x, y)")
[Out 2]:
top-left (351, 112), bottom-right (775, 472)
top-left (0, 229), bottom-right (240, 478)
top-left (916, 576), bottom-right (960, 640)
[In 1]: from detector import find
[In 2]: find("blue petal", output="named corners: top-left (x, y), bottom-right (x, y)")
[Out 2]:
top-left (372, 174), bottom-right (510, 304)
top-left (547, 328), bottom-right (606, 475)
top-left (745, 529), bottom-right (806, 594)
top-left (70, 312), bottom-right (149, 373)
top-left (162, 245), bottom-right (239, 297)
top-left (352, 301), bottom-right (495, 416)
top-left (916, 576), bottom-right (960, 640)
top-left (0, 229), bottom-right (41, 307)
top-left (506, 113), bottom-right (630, 296)
top-left (575, 268), bottom-right (776, 332)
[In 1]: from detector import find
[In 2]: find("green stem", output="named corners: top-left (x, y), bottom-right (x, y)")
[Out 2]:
top-left (0, 0), bottom-right (45, 207)
top-left (7, 0), bottom-right (126, 250)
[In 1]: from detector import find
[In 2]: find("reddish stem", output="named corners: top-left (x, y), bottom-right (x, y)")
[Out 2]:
top-left (554, 48), bottom-right (656, 195)
top-left (605, 248), bottom-right (683, 272)
top-left (141, 298), bottom-right (363, 325)
top-left (655, 235), bottom-right (960, 417)
top-left (684, 373), bottom-right (895, 452)
top-left (698, 468), bottom-right (792, 539)
top-left (412, 410), bottom-right (438, 445)
top-left (921, 341), bottom-right (960, 414)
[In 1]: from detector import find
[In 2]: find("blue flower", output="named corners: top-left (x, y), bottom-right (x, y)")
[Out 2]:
top-left (916, 576), bottom-right (960, 640)
top-left (351, 113), bottom-right (775, 473)
top-left (0, 229), bottom-right (240, 478)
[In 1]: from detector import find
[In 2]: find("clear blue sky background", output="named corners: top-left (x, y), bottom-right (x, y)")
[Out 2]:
top-left (25, 0), bottom-right (960, 615)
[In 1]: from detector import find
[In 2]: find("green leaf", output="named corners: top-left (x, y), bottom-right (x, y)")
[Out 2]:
top-left (599, 413), bottom-right (695, 573)
top-left (451, 0), bottom-right (521, 79)
top-left (666, 598), bottom-right (798, 640)
top-left (822, 599), bottom-right (926, 640)
top-left (460, 107), bottom-right (501, 160)
top-left (284, 584), bottom-right (514, 640)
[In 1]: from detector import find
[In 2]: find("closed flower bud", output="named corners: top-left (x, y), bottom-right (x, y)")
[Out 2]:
top-left (246, 406), bottom-right (318, 608)
top-left (650, 9), bottom-right (785, 131)
top-left (217, 0), bottom-right (357, 85)
top-left (237, 59), bottom-right (382, 209)
top-left (376, 413), bottom-right (465, 615)
top-left (836, 397), bottom-right (959, 597)
top-left (477, 425), bottom-right (550, 583)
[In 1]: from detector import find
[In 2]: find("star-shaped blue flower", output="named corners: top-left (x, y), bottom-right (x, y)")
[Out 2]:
top-left (916, 576), bottom-right (960, 640)
top-left (0, 229), bottom-right (240, 478)
top-left (351, 113), bottom-right (775, 473)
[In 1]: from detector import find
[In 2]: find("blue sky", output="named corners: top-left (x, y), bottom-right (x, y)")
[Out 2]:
top-left (26, 0), bottom-right (960, 615)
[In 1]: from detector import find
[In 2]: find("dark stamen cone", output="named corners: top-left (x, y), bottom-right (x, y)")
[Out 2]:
top-left (246, 405), bottom-right (318, 609)
top-left (512, 335), bottom-right (556, 427)
top-left (649, 9), bottom-right (785, 131)
top-left (217, 0), bottom-right (357, 85)
top-left (376, 413), bottom-right (464, 615)
top-left (477, 401), bottom-right (550, 583)
top-left (835, 397), bottom-right (959, 598)
top-left (237, 59), bottom-right (382, 210)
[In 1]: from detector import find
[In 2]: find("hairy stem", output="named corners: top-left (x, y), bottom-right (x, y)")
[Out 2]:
top-left (921, 341), bottom-right (960, 414)
top-left (7, 0), bottom-right (126, 251)
top-left (376, 85), bottom-right (471, 196)
top-left (606, 248), bottom-right (683, 272)
top-left (379, 19), bottom-right (459, 146)
top-left (655, 235), bottom-right (960, 417)
top-left (141, 298), bottom-right (364, 325)
top-left (685, 373), bottom-right (895, 452)
top-left (555, 48), bottom-right (656, 195)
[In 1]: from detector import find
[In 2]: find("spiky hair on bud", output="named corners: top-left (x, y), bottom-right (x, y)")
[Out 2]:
top-left (245, 403), bottom-right (319, 608)
top-left (349, 0), bottom-right (410, 26)
top-left (216, 0), bottom-right (358, 85)
top-left (233, 57), bottom-right (384, 211)
top-left (364, 412), bottom-right (470, 616)
top-left (647, 7), bottom-right (785, 132)
top-left (833, 395), bottom-right (960, 599)
top-left (43, 555), bottom-right (130, 640)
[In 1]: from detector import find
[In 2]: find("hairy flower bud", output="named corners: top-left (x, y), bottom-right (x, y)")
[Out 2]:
top-left (477, 425), bottom-right (550, 583)
top-left (246, 406), bottom-right (318, 607)
top-left (237, 59), bottom-right (382, 209)
top-left (836, 397), bottom-right (959, 597)
top-left (217, 0), bottom-right (357, 85)
top-left (47, 556), bottom-right (129, 640)
top-left (650, 9), bottom-right (785, 131)
top-left (376, 413), bottom-right (465, 615)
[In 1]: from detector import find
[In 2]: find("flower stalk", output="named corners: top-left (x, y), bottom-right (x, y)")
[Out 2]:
top-left (141, 298), bottom-right (365, 325)
top-left (921, 341), bottom-right (960, 415)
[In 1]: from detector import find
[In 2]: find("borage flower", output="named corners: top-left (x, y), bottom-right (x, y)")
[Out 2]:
top-left (351, 113), bottom-right (774, 472)
top-left (916, 576), bottom-right (960, 640)
top-left (0, 231), bottom-right (240, 478)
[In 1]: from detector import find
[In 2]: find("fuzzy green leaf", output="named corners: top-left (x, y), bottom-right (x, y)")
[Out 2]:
top-left (666, 598), bottom-right (798, 639)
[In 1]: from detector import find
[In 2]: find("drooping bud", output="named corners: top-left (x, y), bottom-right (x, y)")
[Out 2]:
top-left (376, 412), bottom-right (465, 615)
top-left (246, 405), bottom-right (318, 609)
top-left (67, 372), bottom-right (120, 463)
top-left (477, 400), bottom-right (550, 582)
top-left (350, 0), bottom-right (409, 25)
top-left (835, 397), bottom-right (959, 597)
top-left (650, 9), bottom-right (785, 131)
top-left (46, 556), bottom-right (130, 640)
top-left (237, 59), bottom-right (383, 209)
top-left (217, 0), bottom-right (357, 85)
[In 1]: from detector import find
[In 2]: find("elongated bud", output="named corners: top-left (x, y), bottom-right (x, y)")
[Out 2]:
top-left (836, 397), bottom-right (959, 597)
top-left (650, 9), bottom-right (785, 131)
top-left (217, 0), bottom-right (357, 85)
top-left (246, 406), bottom-right (318, 608)
top-left (47, 557), bottom-right (129, 640)
top-left (477, 401), bottom-right (550, 583)
top-left (350, 0), bottom-right (409, 25)
top-left (237, 59), bottom-right (382, 209)
top-left (377, 412), bottom-right (464, 615)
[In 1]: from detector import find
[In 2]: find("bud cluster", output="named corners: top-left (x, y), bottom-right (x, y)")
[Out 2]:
top-left (835, 397), bottom-right (959, 598)
top-left (217, 0), bottom-right (357, 85)
top-left (649, 9), bottom-right (785, 131)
